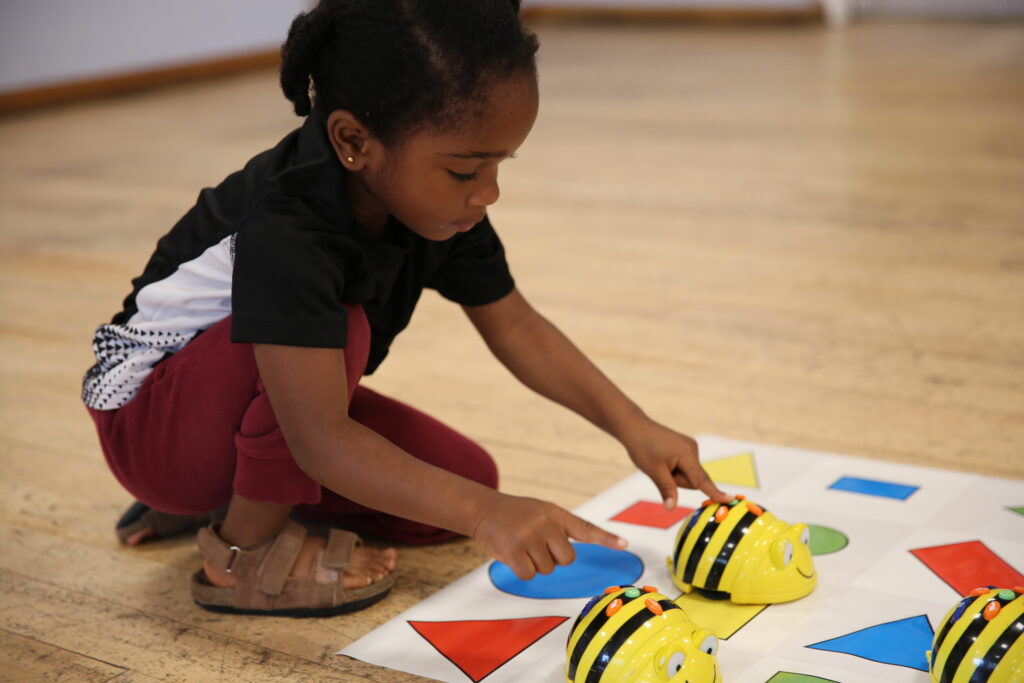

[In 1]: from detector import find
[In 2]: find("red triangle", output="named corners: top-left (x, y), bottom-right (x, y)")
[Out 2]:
top-left (409, 615), bottom-right (568, 682)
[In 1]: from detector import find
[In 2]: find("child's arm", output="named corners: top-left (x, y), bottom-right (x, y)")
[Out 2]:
top-left (253, 342), bottom-right (626, 580)
top-left (463, 289), bottom-right (732, 509)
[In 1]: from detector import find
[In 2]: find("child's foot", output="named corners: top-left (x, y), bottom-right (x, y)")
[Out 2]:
top-left (204, 532), bottom-right (397, 589)
top-left (116, 501), bottom-right (219, 546)
top-left (191, 520), bottom-right (396, 616)
top-left (121, 514), bottom-right (210, 545)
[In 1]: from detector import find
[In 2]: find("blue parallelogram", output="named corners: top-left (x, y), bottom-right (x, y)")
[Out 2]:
top-left (828, 476), bottom-right (918, 501)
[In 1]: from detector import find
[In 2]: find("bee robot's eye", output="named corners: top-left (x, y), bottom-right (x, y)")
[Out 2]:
top-left (699, 633), bottom-right (719, 656)
top-left (665, 651), bottom-right (685, 676)
top-left (799, 526), bottom-right (810, 546)
top-left (771, 539), bottom-right (794, 569)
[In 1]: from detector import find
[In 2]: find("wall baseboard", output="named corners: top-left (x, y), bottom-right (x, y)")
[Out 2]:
top-left (0, 6), bottom-right (827, 115)
top-left (520, 5), bottom-right (824, 25)
top-left (0, 49), bottom-right (280, 115)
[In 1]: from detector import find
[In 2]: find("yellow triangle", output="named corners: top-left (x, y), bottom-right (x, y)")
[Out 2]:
top-left (703, 451), bottom-right (759, 489)
top-left (673, 591), bottom-right (767, 639)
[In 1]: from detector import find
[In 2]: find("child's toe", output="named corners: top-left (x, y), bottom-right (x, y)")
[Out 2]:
top-left (341, 546), bottom-right (396, 588)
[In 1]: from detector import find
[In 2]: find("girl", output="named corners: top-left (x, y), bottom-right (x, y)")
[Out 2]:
top-left (83, 0), bottom-right (729, 618)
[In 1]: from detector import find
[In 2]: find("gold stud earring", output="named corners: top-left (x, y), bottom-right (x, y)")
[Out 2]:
top-left (346, 155), bottom-right (355, 164)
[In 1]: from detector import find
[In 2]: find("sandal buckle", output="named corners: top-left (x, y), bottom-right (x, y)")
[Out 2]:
top-left (225, 545), bottom-right (241, 573)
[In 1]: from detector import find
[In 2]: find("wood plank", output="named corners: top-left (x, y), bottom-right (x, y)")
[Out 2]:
top-left (103, 673), bottom-right (162, 682)
top-left (0, 629), bottom-right (126, 681)
top-left (0, 569), bottom-right (422, 682)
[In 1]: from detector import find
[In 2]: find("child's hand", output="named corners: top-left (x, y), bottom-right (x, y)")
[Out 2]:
top-left (624, 420), bottom-right (732, 510)
top-left (471, 494), bottom-right (627, 581)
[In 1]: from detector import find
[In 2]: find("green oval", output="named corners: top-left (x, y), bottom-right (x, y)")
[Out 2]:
top-left (808, 525), bottom-right (848, 556)
top-left (766, 673), bottom-right (840, 683)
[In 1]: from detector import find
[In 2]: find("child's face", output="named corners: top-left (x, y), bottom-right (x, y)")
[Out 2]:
top-left (341, 76), bottom-right (539, 240)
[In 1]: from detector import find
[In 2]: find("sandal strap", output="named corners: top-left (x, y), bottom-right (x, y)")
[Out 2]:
top-left (196, 524), bottom-right (240, 571)
top-left (322, 528), bottom-right (361, 569)
top-left (196, 521), bottom-right (307, 597)
top-left (255, 522), bottom-right (305, 596)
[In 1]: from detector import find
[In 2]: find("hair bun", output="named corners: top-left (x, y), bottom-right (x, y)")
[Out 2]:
top-left (280, 9), bottom-right (329, 116)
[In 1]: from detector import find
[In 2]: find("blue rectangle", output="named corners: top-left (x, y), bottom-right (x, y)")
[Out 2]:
top-left (829, 476), bottom-right (918, 500)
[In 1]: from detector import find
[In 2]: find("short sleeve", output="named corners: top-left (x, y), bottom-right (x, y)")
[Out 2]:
top-left (231, 195), bottom-right (354, 347)
top-left (427, 215), bottom-right (515, 306)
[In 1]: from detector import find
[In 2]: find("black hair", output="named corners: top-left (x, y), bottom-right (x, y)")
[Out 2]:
top-left (280, 0), bottom-right (539, 146)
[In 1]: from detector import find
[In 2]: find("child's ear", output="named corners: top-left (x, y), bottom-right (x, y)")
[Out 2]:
top-left (325, 109), bottom-right (374, 170)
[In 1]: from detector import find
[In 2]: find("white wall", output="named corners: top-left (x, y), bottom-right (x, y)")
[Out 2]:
top-left (518, 0), bottom-right (1024, 20)
top-left (857, 0), bottom-right (1024, 19)
top-left (0, 0), bottom-right (313, 93)
top-left (521, 0), bottom-right (818, 6)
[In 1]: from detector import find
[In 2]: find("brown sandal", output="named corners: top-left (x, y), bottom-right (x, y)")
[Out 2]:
top-left (116, 501), bottom-right (223, 545)
top-left (190, 520), bottom-right (396, 617)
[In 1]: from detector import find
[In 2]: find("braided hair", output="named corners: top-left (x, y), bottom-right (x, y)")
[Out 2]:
top-left (280, 0), bottom-right (539, 146)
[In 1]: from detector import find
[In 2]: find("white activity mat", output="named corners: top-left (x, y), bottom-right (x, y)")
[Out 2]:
top-left (340, 435), bottom-right (1024, 683)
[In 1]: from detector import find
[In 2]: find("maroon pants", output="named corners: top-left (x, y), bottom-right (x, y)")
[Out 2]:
top-left (87, 305), bottom-right (497, 545)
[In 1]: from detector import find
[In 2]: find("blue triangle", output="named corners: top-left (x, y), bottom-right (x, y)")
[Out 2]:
top-left (807, 614), bottom-right (933, 672)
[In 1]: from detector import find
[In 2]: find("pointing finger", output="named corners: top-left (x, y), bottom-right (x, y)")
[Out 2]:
top-left (649, 465), bottom-right (679, 511)
top-left (681, 461), bottom-right (731, 503)
top-left (565, 513), bottom-right (627, 550)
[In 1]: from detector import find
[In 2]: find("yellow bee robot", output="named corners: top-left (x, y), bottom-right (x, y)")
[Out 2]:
top-left (928, 586), bottom-right (1023, 683)
top-left (565, 584), bottom-right (721, 683)
top-left (667, 497), bottom-right (816, 604)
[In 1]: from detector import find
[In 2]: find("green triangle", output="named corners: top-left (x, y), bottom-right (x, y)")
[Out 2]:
top-left (1008, 506), bottom-right (1024, 517)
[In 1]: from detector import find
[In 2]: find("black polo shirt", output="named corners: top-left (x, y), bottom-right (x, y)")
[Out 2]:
top-left (82, 115), bottom-right (515, 410)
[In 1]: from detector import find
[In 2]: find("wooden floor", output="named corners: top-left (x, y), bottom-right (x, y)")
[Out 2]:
top-left (2, 20), bottom-right (1023, 682)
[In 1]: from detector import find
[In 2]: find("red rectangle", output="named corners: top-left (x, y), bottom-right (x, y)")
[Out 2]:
top-left (911, 540), bottom-right (1024, 596)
